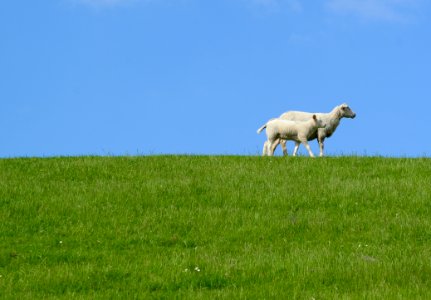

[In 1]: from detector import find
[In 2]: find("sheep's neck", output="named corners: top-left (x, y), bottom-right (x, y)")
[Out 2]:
top-left (325, 109), bottom-right (342, 136)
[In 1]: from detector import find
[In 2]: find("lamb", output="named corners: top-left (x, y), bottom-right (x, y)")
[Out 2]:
top-left (257, 115), bottom-right (326, 157)
top-left (263, 103), bottom-right (356, 157)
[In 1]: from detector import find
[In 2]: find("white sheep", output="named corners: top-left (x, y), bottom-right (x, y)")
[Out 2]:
top-left (257, 115), bottom-right (326, 157)
top-left (263, 103), bottom-right (356, 157)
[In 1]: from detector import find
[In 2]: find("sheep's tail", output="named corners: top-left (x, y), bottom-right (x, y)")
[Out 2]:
top-left (257, 118), bottom-right (277, 134)
top-left (257, 124), bottom-right (267, 134)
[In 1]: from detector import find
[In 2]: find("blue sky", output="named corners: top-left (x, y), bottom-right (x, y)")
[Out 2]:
top-left (1, 0), bottom-right (430, 157)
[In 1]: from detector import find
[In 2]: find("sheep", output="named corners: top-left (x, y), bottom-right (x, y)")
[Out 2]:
top-left (263, 103), bottom-right (356, 157)
top-left (257, 115), bottom-right (326, 157)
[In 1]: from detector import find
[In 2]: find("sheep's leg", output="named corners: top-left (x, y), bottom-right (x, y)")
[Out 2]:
top-left (293, 142), bottom-right (300, 156)
top-left (264, 141), bottom-right (272, 156)
top-left (281, 140), bottom-right (288, 156)
top-left (301, 140), bottom-right (315, 157)
top-left (262, 141), bottom-right (268, 156)
top-left (269, 139), bottom-right (280, 156)
top-left (318, 137), bottom-right (325, 157)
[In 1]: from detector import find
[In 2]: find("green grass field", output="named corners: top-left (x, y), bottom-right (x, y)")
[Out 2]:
top-left (1, 156), bottom-right (431, 299)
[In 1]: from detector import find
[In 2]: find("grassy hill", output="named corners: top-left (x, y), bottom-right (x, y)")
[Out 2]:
top-left (1, 156), bottom-right (431, 298)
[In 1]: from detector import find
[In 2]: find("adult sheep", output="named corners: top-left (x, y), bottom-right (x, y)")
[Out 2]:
top-left (263, 103), bottom-right (356, 157)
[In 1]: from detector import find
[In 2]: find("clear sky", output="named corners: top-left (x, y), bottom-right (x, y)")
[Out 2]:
top-left (1, 0), bottom-right (430, 157)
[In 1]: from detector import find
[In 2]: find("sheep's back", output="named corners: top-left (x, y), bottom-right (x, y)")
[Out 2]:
top-left (279, 111), bottom-right (313, 121)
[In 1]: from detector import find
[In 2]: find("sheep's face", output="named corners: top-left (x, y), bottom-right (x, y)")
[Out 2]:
top-left (313, 115), bottom-right (326, 128)
top-left (340, 104), bottom-right (356, 119)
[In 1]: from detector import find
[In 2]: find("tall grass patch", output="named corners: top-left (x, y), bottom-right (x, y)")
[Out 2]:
top-left (1, 156), bottom-right (430, 298)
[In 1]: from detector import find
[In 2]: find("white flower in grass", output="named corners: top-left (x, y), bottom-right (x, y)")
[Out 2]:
top-left (59, 241), bottom-right (63, 244)
top-left (194, 266), bottom-right (201, 272)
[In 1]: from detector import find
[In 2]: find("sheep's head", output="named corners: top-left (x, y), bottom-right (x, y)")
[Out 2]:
top-left (339, 103), bottom-right (356, 119)
top-left (313, 115), bottom-right (326, 128)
